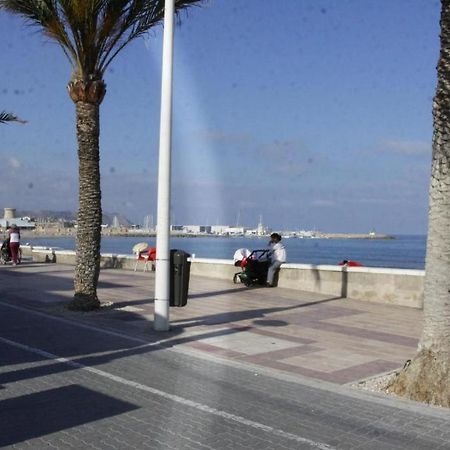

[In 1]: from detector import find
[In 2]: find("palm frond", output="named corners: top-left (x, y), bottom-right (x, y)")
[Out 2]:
top-left (0, 0), bottom-right (205, 79)
top-left (0, 111), bottom-right (27, 124)
top-left (99, 0), bottom-right (203, 72)
top-left (0, 0), bottom-right (79, 63)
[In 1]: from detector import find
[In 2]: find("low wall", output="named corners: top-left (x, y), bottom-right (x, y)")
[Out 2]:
top-left (24, 246), bottom-right (424, 309)
top-left (25, 246), bottom-right (139, 270)
top-left (190, 259), bottom-right (424, 309)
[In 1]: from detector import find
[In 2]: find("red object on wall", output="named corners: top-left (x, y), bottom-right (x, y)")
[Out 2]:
top-left (135, 247), bottom-right (157, 272)
top-left (338, 260), bottom-right (363, 267)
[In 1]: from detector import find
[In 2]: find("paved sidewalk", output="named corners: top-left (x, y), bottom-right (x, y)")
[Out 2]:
top-left (0, 262), bottom-right (422, 385)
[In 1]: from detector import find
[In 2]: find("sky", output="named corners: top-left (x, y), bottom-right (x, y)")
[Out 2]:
top-left (0, 0), bottom-right (441, 234)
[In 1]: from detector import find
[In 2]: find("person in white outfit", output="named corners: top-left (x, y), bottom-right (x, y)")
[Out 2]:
top-left (266, 233), bottom-right (286, 287)
top-left (8, 224), bottom-right (20, 266)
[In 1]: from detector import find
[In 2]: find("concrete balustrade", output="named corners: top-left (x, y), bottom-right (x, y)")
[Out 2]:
top-left (23, 246), bottom-right (424, 309)
top-left (190, 259), bottom-right (424, 309)
top-left (24, 246), bottom-right (138, 270)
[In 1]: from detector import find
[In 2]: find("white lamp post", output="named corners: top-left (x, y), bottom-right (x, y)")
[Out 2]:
top-left (154, 0), bottom-right (175, 331)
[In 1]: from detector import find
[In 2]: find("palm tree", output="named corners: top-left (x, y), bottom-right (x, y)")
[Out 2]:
top-left (0, 111), bottom-right (25, 124)
top-left (0, 0), bottom-right (202, 311)
top-left (388, 0), bottom-right (450, 406)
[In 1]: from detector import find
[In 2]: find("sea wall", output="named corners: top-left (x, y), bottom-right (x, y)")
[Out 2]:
top-left (189, 259), bottom-right (424, 308)
top-left (24, 246), bottom-right (424, 309)
top-left (25, 246), bottom-right (138, 270)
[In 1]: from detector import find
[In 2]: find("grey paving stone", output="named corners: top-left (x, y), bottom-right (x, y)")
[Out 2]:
top-left (0, 265), bottom-right (449, 450)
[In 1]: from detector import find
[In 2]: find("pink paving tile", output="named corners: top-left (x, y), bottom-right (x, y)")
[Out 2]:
top-left (238, 344), bottom-right (323, 363)
top-left (228, 324), bottom-right (317, 345)
top-left (324, 359), bottom-right (402, 384)
top-left (301, 322), bottom-right (418, 347)
top-left (187, 341), bottom-right (246, 358)
top-left (277, 305), bottom-right (364, 322)
top-left (281, 350), bottom-right (378, 373)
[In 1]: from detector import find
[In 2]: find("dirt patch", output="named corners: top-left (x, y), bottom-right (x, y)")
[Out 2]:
top-left (352, 370), bottom-right (398, 395)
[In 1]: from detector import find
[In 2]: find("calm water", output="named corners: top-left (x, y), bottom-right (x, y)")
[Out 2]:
top-left (24, 235), bottom-right (427, 270)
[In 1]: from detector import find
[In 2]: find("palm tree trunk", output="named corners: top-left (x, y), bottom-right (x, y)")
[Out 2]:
top-left (388, 0), bottom-right (450, 406)
top-left (68, 100), bottom-right (102, 311)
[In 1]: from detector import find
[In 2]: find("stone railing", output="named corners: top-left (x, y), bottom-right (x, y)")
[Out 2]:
top-left (189, 259), bottom-right (424, 309)
top-left (23, 246), bottom-right (424, 309)
top-left (23, 246), bottom-right (138, 270)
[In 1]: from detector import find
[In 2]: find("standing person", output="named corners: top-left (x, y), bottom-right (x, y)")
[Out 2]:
top-left (8, 224), bottom-right (20, 266)
top-left (266, 233), bottom-right (286, 287)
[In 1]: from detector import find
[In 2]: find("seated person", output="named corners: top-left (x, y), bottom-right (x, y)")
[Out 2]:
top-left (266, 233), bottom-right (286, 287)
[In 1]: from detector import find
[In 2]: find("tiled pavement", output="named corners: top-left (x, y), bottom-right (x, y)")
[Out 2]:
top-left (0, 262), bottom-right (422, 385)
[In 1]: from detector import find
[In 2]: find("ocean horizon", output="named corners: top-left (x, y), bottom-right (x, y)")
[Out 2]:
top-left (23, 234), bottom-right (427, 270)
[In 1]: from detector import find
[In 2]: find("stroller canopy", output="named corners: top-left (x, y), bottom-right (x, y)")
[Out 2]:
top-left (233, 248), bottom-right (251, 263)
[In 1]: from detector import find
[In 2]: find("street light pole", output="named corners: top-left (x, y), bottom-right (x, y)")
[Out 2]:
top-left (154, 0), bottom-right (175, 331)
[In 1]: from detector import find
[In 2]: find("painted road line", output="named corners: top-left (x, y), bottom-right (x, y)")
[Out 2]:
top-left (0, 301), bottom-right (151, 344)
top-left (0, 335), bottom-right (335, 450)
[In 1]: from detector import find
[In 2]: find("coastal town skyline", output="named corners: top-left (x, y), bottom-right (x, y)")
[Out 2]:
top-left (0, 0), bottom-right (439, 235)
top-left (0, 205), bottom-right (417, 239)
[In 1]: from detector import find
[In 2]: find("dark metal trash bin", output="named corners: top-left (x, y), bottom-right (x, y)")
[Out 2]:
top-left (170, 249), bottom-right (191, 307)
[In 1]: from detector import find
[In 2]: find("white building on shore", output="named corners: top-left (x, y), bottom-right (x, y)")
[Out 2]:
top-left (171, 225), bottom-right (212, 234)
top-left (0, 208), bottom-right (36, 230)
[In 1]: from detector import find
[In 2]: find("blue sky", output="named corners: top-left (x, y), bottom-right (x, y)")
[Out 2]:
top-left (0, 0), bottom-right (441, 234)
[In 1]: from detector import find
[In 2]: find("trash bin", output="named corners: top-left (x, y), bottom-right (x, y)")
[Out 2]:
top-left (170, 249), bottom-right (191, 307)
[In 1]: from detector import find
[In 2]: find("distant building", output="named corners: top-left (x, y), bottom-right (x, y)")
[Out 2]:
top-left (211, 225), bottom-right (247, 235)
top-left (246, 225), bottom-right (270, 236)
top-left (211, 225), bottom-right (230, 235)
top-left (225, 226), bottom-right (245, 235)
top-left (0, 207), bottom-right (35, 230)
top-left (181, 225), bottom-right (211, 234)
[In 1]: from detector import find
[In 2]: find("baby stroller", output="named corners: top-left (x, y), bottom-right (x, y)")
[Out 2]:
top-left (0, 238), bottom-right (21, 265)
top-left (233, 248), bottom-right (270, 287)
top-left (0, 238), bottom-right (11, 264)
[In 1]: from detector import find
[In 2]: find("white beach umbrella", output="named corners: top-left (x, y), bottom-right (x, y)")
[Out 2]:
top-left (132, 242), bottom-right (149, 254)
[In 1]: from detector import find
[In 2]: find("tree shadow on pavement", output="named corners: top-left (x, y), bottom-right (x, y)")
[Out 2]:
top-left (0, 325), bottom-right (254, 387)
top-left (172, 295), bottom-right (345, 328)
top-left (188, 287), bottom-right (251, 299)
top-left (0, 265), bottom-right (142, 305)
top-left (0, 385), bottom-right (137, 447)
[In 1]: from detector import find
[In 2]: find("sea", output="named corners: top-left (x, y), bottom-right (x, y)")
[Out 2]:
top-left (23, 235), bottom-right (427, 270)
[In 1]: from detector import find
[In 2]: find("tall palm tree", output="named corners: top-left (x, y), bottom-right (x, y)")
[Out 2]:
top-left (0, 0), bottom-right (202, 311)
top-left (389, 0), bottom-right (450, 406)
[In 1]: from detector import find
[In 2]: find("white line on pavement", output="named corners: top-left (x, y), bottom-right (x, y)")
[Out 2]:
top-left (0, 335), bottom-right (335, 450)
top-left (0, 301), bottom-right (151, 345)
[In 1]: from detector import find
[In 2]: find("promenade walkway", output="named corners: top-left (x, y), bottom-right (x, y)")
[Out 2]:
top-left (0, 262), bottom-right (422, 385)
top-left (4, 262), bottom-right (450, 450)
